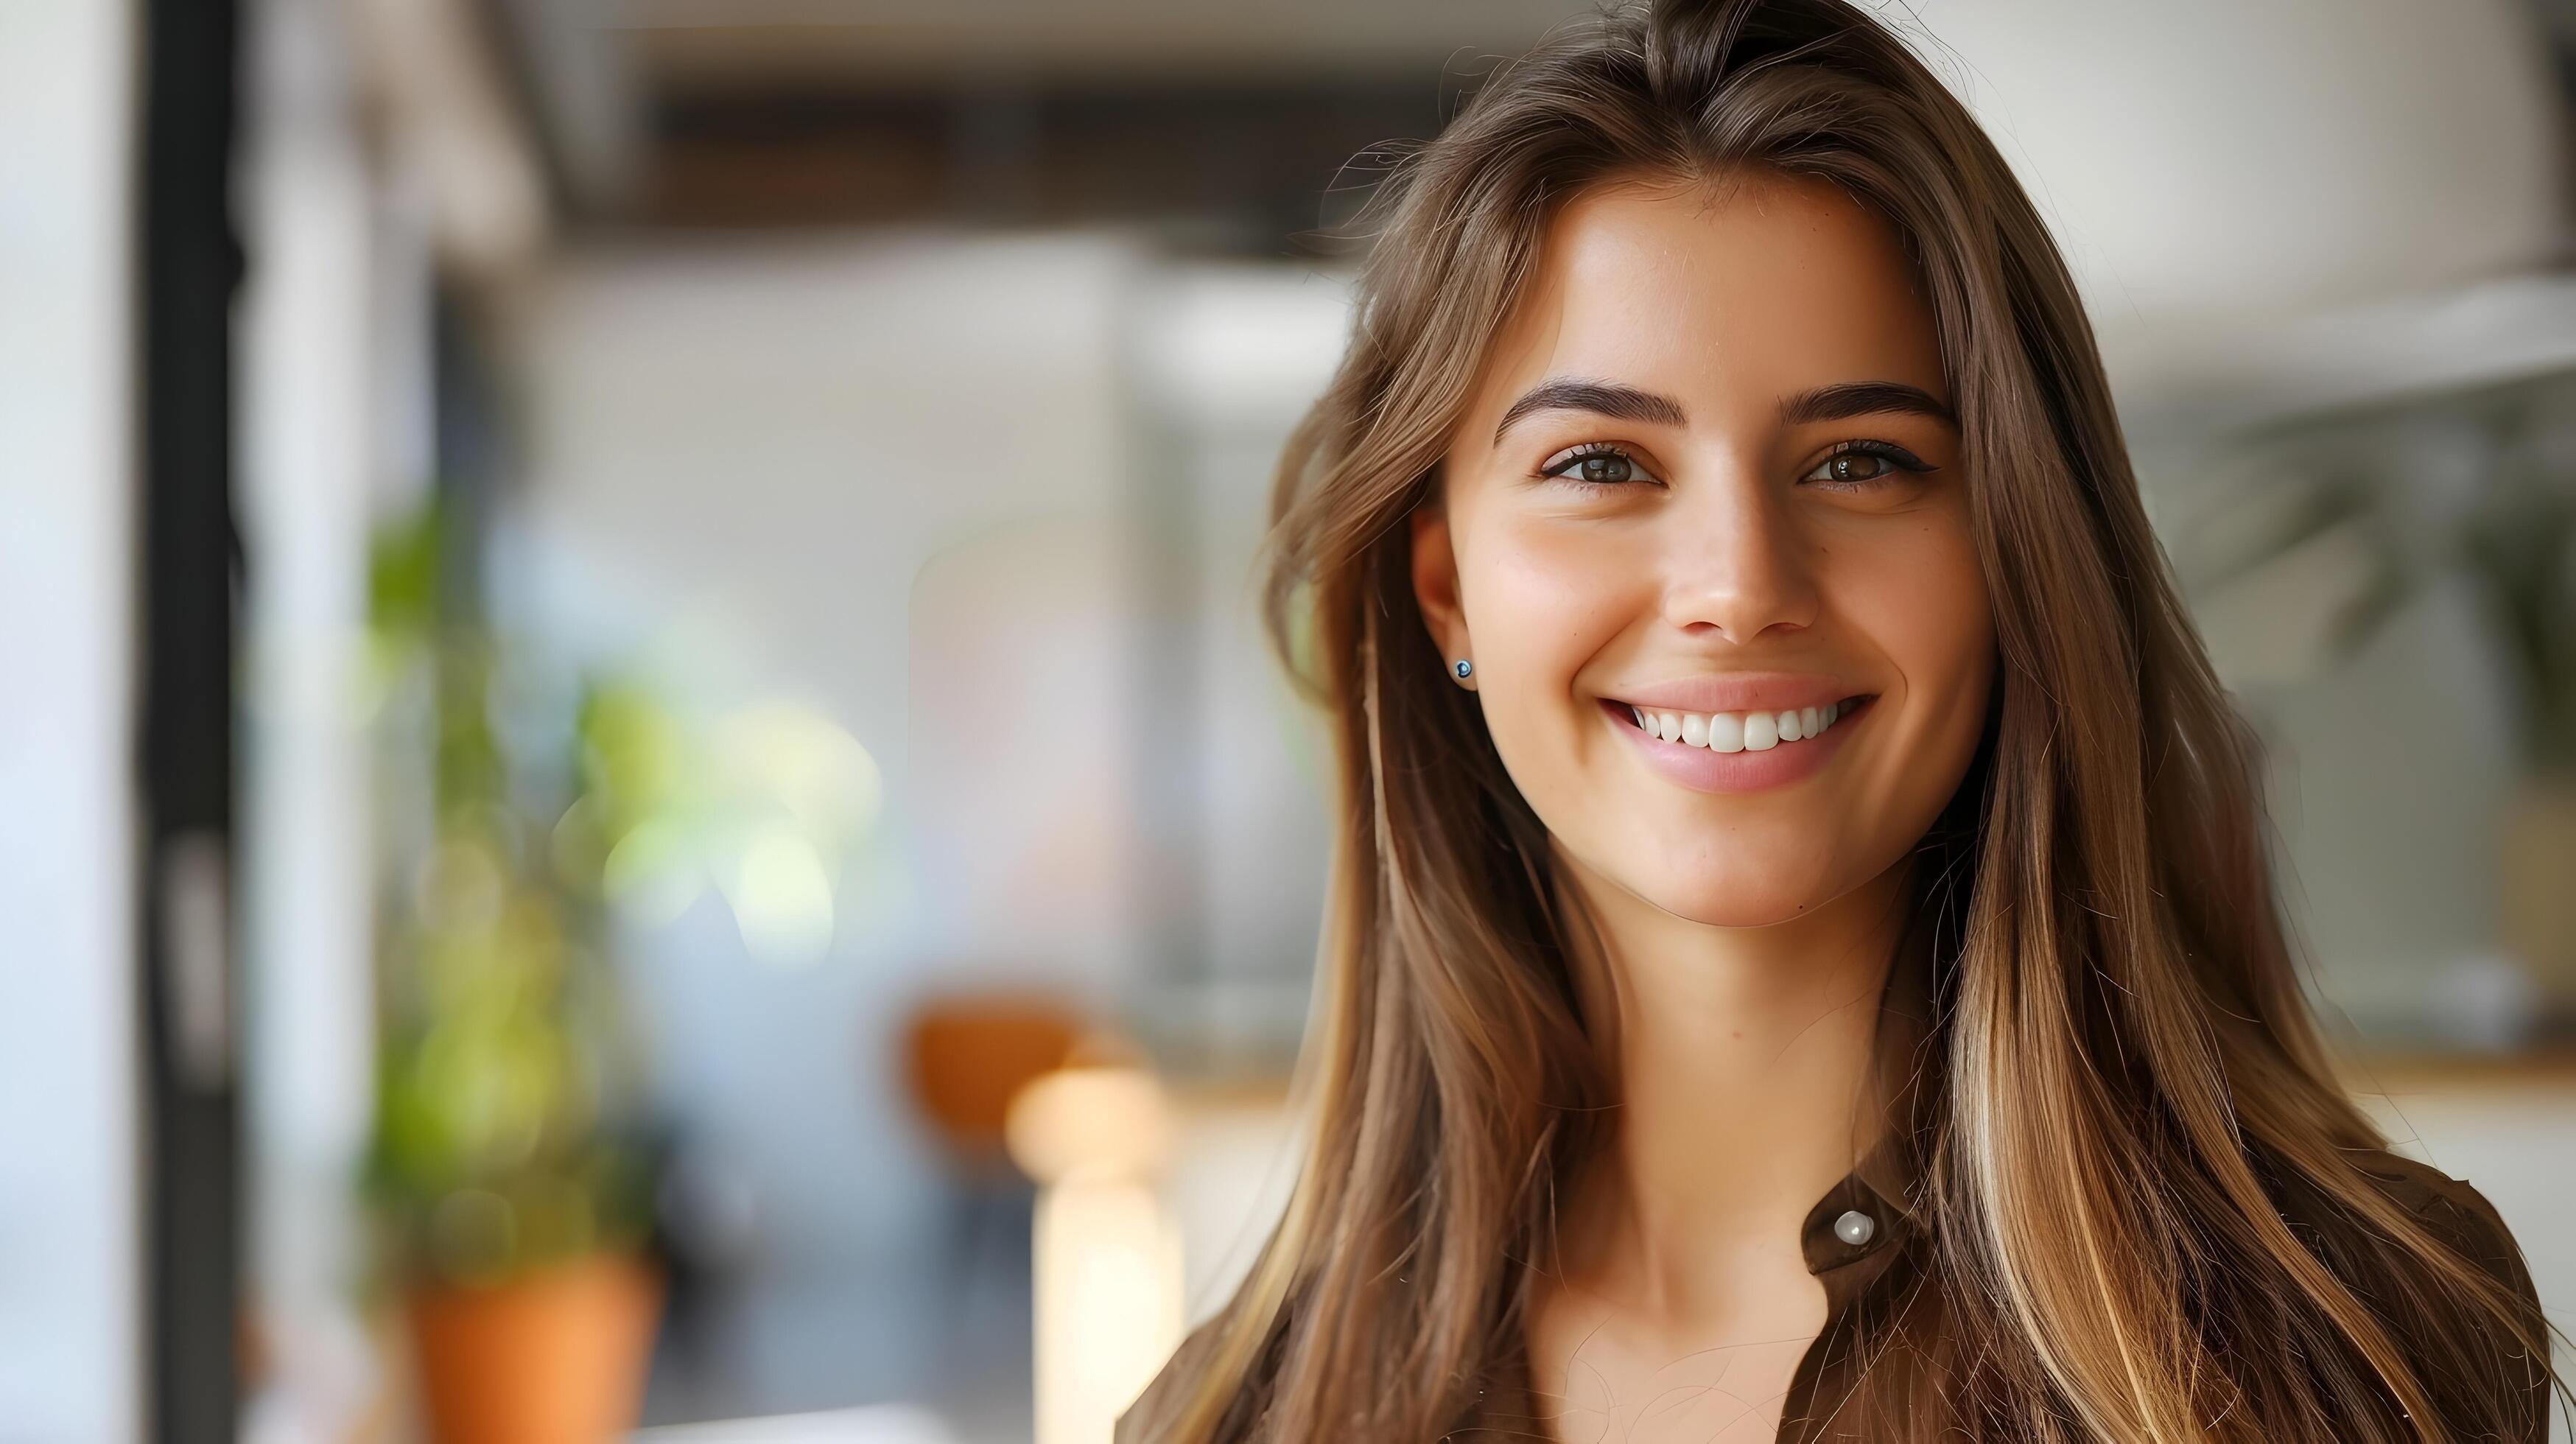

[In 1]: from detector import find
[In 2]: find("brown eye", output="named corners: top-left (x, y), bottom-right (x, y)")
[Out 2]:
top-left (1804, 442), bottom-right (1930, 486)
top-left (1541, 446), bottom-right (1646, 485)
top-left (1578, 453), bottom-right (1634, 483)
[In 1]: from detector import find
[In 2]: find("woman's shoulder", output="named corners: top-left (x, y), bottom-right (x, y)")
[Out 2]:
top-left (2341, 1147), bottom-right (2535, 1291)
top-left (1116, 1316), bottom-right (1235, 1444)
top-left (2337, 1147), bottom-right (2554, 1440)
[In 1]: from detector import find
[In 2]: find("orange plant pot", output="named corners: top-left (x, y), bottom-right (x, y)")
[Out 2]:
top-left (407, 1252), bottom-right (664, 1444)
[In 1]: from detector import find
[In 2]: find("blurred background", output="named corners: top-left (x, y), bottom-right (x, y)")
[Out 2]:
top-left (11, 0), bottom-right (2576, 1440)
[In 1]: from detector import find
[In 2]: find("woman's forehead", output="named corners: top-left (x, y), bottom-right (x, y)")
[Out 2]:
top-left (1461, 175), bottom-right (1948, 438)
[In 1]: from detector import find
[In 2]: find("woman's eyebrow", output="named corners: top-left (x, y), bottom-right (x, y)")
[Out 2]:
top-left (1491, 377), bottom-right (1689, 444)
top-left (1491, 377), bottom-right (1956, 444)
top-left (1780, 380), bottom-right (1956, 427)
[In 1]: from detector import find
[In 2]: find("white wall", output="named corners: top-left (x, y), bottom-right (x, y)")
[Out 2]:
top-left (0, 0), bottom-right (138, 1437)
top-left (1907, 0), bottom-right (2561, 325)
top-left (513, 233), bottom-right (1154, 1412)
top-left (239, 0), bottom-right (429, 1436)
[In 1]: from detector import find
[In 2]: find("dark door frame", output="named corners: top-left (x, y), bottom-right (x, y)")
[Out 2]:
top-left (138, 0), bottom-right (242, 1437)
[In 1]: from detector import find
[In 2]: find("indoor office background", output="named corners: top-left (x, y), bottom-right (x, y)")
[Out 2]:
top-left (10, 0), bottom-right (2576, 1441)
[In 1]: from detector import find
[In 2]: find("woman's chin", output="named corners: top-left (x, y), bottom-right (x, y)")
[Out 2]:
top-left (1625, 868), bottom-right (1858, 930)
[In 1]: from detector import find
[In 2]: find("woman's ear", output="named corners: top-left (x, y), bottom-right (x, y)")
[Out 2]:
top-left (1411, 500), bottom-right (1471, 681)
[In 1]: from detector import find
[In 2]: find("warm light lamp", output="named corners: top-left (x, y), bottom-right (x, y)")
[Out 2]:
top-left (1005, 1066), bottom-right (1183, 1444)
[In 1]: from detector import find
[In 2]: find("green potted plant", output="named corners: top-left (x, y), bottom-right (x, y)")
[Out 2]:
top-left (362, 505), bottom-right (664, 1443)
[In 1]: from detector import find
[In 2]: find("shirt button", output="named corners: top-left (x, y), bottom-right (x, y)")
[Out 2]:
top-left (1833, 1209), bottom-right (1876, 1247)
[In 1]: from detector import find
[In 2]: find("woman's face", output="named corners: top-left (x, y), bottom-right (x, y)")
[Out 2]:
top-left (1414, 174), bottom-right (1995, 928)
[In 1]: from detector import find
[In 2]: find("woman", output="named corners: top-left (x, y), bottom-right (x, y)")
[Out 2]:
top-left (1123, 1), bottom-right (2559, 1439)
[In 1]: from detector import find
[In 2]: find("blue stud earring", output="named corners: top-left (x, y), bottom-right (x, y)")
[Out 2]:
top-left (1453, 659), bottom-right (1474, 679)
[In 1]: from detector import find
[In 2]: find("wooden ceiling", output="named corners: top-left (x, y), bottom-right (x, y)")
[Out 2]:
top-left (493, 0), bottom-right (1601, 243)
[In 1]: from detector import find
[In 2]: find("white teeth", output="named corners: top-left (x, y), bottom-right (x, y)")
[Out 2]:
top-left (1744, 711), bottom-right (1779, 750)
top-left (1625, 698), bottom-right (1858, 751)
top-left (1708, 712), bottom-right (1745, 752)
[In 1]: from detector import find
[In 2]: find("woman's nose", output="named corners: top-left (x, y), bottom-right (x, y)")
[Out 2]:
top-left (1658, 480), bottom-right (1820, 643)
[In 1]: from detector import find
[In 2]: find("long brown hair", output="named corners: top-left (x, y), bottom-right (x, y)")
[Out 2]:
top-left (1136, 1), bottom-right (2559, 1438)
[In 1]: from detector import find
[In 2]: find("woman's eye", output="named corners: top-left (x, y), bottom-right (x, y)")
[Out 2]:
top-left (1542, 446), bottom-right (1642, 485)
top-left (1574, 453), bottom-right (1634, 483)
top-left (1804, 442), bottom-right (1930, 486)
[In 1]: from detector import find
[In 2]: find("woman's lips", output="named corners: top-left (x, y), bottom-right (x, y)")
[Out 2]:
top-left (1604, 693), bottom-right (1873, 794)
top-left (1604, 671), bottom-right (1856, 716)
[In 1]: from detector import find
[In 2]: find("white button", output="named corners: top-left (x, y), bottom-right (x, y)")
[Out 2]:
top-left (1833, 1209), bottom-right (1876, 1247)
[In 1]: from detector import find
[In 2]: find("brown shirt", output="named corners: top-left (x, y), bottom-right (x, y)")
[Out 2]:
top-left (1123, 1140), bottom-right (2549, 1442)
top-left (1758, 1140), bottom-right (2544, 1443)
top-left (1124, 933), bottom-right (2547, 1441)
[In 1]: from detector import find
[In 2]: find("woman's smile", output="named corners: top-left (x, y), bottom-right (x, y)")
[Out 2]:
top-left (1597, 680), bottom-right (1878, 793)
top-left (1414, 172), bottom-right (1992, 927)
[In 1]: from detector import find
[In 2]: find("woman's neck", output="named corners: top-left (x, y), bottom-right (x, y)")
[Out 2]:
top-left (1552, 855), bottom-right (1910, 1324)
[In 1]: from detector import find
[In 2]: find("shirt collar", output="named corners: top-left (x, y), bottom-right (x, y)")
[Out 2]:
top-left (1798, 931), bottom-right (1938, 1275)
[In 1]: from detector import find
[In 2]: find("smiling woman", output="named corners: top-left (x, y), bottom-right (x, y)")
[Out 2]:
top-left (1118, 2), bottom-right (2561, 1442)
top-left (1419, 178), bottom-right (1992, 933)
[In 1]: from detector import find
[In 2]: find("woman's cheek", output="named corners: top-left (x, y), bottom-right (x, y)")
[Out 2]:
top-left (1464, 522), bottom-right (1642, 771)
top-left (1839, 516), bottom-right (1994, 788)
top-left (1906, 521), bottom-right (1994, 723)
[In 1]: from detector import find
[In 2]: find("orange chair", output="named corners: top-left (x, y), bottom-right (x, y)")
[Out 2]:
top-left (896, 990), bottom-right (1096, 1376)
top-left (900, 994), bottom-right (1091, 1174)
